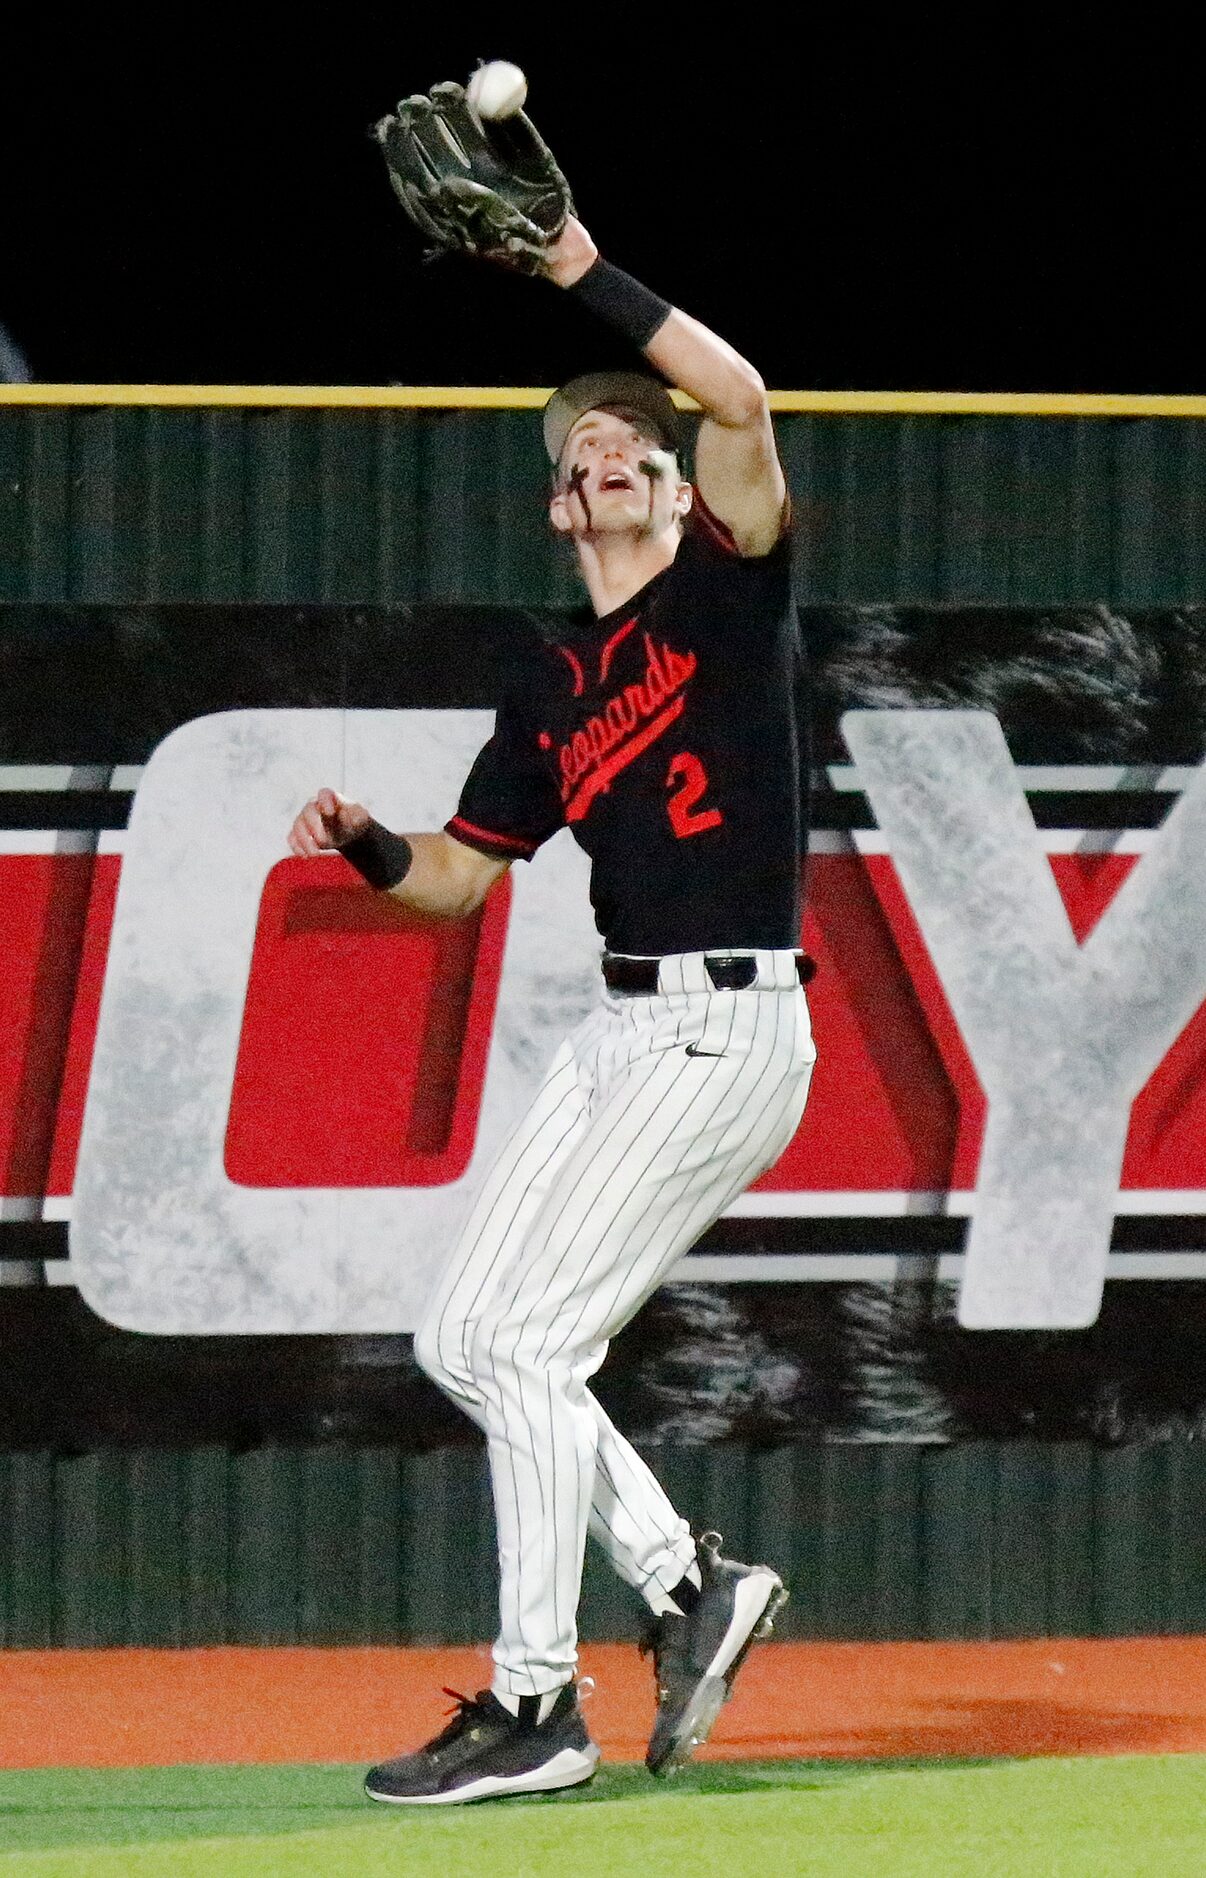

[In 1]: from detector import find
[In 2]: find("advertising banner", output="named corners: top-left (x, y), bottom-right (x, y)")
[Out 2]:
top-left (2, 602), bottom-right (1205, 1444)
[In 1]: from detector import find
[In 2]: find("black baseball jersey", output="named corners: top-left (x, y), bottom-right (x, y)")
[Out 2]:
top-left (446, 494), bottom-right (808, 956)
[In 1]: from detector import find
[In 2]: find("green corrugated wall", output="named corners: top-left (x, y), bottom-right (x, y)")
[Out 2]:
top-left (4, 403), bottom-right (1206, 606)
top-left (2, 1443), bottom-right (1204, 1648)
top-left (1, 392), bottom-right (1204, 1645)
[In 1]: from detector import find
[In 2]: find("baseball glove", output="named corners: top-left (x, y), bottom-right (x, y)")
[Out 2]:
top-left (374, 81), bottom-right (574, 271)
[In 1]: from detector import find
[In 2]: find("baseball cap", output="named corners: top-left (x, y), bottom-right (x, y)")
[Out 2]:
top-left (542, 371), bottom-right (682, 467)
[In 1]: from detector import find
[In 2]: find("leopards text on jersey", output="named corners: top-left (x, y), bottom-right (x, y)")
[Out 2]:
top-left (446, 495), bottom-right (807, 955)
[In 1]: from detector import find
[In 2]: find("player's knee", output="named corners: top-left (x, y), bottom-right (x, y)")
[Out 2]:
top-left (468, 1309), bottom-right (546, 1384)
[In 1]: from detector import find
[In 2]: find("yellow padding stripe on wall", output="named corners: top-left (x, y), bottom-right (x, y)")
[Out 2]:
top-left (2, 384), bottom-right (1206, 418)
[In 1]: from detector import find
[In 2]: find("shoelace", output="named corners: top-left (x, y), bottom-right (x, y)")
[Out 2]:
top-left (425, 1687), bottom-right (496, 1753)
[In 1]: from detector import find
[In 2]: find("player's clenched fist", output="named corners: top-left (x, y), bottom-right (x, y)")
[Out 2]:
top-left (287, 788), bottom-right (370, 858)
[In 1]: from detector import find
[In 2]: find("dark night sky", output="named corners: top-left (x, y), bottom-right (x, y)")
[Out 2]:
top-left (2, 21), bottom-right (1199, 393)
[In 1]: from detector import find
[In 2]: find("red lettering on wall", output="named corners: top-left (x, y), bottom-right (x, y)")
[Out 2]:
top-left (46, 857), bottom-right (120, 1197)
top-left (0, 856), bottom-right (100, 1197)
top-left (750, 850), bottom-right (1206, 1195)
top-left (224, 859), bottom-right (510, 1187)
top-left (9, 848), bottom-right (1206, 1204)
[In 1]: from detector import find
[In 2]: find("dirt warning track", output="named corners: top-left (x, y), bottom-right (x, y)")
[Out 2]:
top-left (1, 1638), bottom-right (1204, 1769)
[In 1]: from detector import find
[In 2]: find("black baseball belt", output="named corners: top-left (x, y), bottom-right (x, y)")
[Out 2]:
top-left (602, 953), bottom-right (817, 995)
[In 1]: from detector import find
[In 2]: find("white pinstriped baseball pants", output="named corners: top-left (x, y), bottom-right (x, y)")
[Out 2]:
top-left (414, 948), bottom-right (815, 1697)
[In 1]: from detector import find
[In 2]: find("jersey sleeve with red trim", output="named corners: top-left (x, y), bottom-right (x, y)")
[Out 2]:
top-left (666, 490), bottom-right (794, 645)
top-left (446, 693), bottom-right (565, 862)
top-left (686, 487), bottom-right (792, 562)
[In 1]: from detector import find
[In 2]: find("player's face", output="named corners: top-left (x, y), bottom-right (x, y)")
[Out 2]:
top-left (550, 409), bottom-right (690, 540)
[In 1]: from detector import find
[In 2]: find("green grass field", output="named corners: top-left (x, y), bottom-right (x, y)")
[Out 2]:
top-left (1, 1757), bottom-right (1203, 1877)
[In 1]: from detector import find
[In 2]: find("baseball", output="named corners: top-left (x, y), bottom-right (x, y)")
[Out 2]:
top-left (467, 60), bottom-right (528, 121)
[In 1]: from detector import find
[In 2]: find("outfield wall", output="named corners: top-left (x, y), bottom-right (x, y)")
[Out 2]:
top-left (1, 388), bottom-right (1204, 1646)
top-left (2, 1443), bottom-right (1203, 1647)
top-left (4, 387), bottom-right (1206, 609)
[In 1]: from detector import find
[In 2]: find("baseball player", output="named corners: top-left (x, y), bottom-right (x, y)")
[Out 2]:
top-left (288, 82), bottom-right (815, 1804)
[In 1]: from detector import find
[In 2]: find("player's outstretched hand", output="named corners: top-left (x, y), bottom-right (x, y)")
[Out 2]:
top-left (288, 788), bottom-right (370, 858)
top-left (374, 81), bottom-right (574, 274)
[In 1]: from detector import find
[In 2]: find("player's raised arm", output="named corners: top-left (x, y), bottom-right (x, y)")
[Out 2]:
top-left (288, 789), bottom-right (509, 918)
top-left (372, 82), bottom-right (783, 557)
top-left (543, 218), bottom-right (786, 558)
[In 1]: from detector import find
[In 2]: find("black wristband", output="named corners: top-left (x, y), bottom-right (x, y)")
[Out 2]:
top-left (567, 257), bottom-right (672, 350)
top-left (339, 820), bottom-right (413, 891)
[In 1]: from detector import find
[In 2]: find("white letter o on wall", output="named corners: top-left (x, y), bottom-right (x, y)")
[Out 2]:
top-left (69, 709), bottom-right (598, 1334)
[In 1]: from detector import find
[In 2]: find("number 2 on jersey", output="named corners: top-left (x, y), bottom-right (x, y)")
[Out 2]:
top-left (666, 752), bottom-right (724, 838)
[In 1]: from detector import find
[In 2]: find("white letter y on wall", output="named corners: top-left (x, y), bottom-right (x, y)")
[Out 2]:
top-left (843, 710), bottom-right (1206, 1329)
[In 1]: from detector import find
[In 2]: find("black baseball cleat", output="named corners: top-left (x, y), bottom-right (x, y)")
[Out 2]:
top-left (364, 1682), bottom-right (599, 1806)
top-left (643, 1530), bottom-right (788, 1777)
